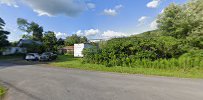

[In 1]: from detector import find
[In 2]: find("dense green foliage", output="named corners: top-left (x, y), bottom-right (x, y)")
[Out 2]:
top-left (20, 43), bottom-right (45, 53)
top-left (65, 34), bottom-right (87, 46)
top-left (17, 18), bottom-right (43, 41)
top-left (43, 31), bottom-right (58, 52)
top-left (0, 17), bottom-right (10, 52)
top-left (83, 0), bottom-right (203, 69)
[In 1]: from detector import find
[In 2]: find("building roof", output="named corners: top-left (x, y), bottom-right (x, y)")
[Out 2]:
top-left (63, 46), bottom-right (74, 50)
top-left (89, 39), bottom-right (103, 43)
top-left (17, 39), bottom-right (43, 47)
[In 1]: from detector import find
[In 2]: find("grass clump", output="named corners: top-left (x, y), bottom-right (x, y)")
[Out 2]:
top-left (0, 86), bottom-right (6, 98)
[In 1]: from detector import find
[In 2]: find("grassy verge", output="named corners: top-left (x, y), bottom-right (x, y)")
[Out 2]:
top-left (0, 86), bottom-right (6, 99)
top-left (50, 55), bottom-right (203, 79)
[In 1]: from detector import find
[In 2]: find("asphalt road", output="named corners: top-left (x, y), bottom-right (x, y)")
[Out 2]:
top-left (0, 61), bottom-right (203, 100)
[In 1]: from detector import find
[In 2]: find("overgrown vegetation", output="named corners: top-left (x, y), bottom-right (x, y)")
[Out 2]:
top-left (83, 0), bottom-right (203, 69)
top-left (51, 55), bottom-right (203, 78)
top-left (65, 34), bottom-right (88, 46)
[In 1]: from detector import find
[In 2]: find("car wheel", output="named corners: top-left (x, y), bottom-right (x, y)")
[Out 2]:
top-left (35, 57), bottom-right (39, 61)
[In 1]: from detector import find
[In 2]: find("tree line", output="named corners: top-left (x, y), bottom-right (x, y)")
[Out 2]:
top-left (0, 18), bottom-right (10, 53)
top-left (0, 17), bottom-right (88, 54)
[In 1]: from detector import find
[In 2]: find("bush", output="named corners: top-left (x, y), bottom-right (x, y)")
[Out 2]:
top-left (82, 36), bottom-right (190, 67)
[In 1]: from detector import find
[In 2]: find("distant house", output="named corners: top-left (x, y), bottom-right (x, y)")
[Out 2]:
top-left (59, 46), bottom-right (74, 54)
top-left (74, 43), bottom-right (93, 57)
top-left (2, 47), bottom-right (27, 55)
top-left (89, 39), bottom-right (103, 43)
top-left (2, 39), bottom-right (43, 55)
top-left (18, 39), bottom-right (42, 47)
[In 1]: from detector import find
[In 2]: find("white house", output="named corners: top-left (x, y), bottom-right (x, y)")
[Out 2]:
top-left (89, 39), bottom-right (103, 43)
top-left (2, 39), bottom-right (43, 55)
top-left (2, 47), bottom-right (27, 55)
top-left (74, 43), bottom-right (93, 57)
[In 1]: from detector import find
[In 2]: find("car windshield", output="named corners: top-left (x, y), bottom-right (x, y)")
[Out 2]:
top-left (27, 54), bottom-right (34, 56)
top-left (42, 52), bottom-right (52, 55)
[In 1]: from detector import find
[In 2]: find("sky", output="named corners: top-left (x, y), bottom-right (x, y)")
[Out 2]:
top-left (0, 0), bottom-right (187, 42)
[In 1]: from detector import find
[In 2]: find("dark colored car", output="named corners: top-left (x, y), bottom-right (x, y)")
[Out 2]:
top-left (39, 52), bottom-right (57, 61)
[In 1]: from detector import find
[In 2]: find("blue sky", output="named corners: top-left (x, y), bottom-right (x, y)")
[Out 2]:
top-left (0, 0), bottom-right (187, 41)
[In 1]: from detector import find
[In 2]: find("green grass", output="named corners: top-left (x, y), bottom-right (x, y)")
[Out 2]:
top-left (0, 86), bottom-right (6, 97)
top-left (50, 55), bottom-right (203, 78)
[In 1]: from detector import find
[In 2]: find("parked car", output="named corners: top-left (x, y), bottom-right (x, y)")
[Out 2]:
top-left (39, 52), bottom-right (57, 61)
top-left (25, 53), bottom-right (40, 61)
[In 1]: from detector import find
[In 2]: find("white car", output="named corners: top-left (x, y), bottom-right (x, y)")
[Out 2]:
top-left (25, 53), bottom-right (40, 61)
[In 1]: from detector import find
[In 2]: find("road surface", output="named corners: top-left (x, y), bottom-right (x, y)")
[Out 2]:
top-left (0, 61), bottom-right (203, 100)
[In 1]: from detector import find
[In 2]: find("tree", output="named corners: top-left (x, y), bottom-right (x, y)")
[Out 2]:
top-left (10, 41), bottom-right (18, 47)
top-left (157, 4), bottom-right (188, 38)
top-left (80, 36), bottom-right (88, 43)
top-left (43, 31), bottom-right (57, 52)
top-left (57, 38), bottom-right (65, 46)
top-left (0, 17), bottom-right (10, 51)
top-left (185, 0), bottom-right (203, 37)
top-left (17, 18), bottom-right (43, 41)
top-left (65, 34), bottom-right (88, 46)
top-left (29, 22), bottom-right (43, 41)
top-left (22, 34), bottom-right (32, 39)
top-left (157, 1), bottom-right (203, 39)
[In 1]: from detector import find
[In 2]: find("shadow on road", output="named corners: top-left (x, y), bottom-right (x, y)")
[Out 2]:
top-left (0, 59), bottom-right (48, 70)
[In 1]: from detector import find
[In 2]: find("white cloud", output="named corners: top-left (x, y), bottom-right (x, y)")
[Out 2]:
top-left (87, 3), bottom-right (96, 9)
top-left (103, 4), bottom-right (123, 16)
top-left (160, 9), bottom-right (165, 14)
top-left (115, 4), bottom-right (123, 10)
top-left (76, 30), bottom-right (83, 36)
top-left (0, 0), bottom-right (95, 17)
top-left (102, 30), bottom-right (128, 39)
top-left (21, 0), bottom-right (87, 17)
top-left (84, 29), bottom-right (99, 36)
top-left (147, 0), bottom-right (161, 8)
top-left (33, 9), bottom-right (53, 17)
top-left (0, 0), bottom-right (18, 7)
top-left (54, 32), bottom-right (67, 39)
top-left (76, 29), bottom-right (100, 36)
top-left (150, 19), bottom-right (158, 30)
top-left (103, 9), bottom-right (117, 16)
top-left (76, 29), bottom-right (131, 39)
top-left (138, 16), bottom-right (148, 22)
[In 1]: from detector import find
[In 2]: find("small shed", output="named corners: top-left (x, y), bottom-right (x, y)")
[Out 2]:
top-left (59, 46), bottom-right (74, 54)
top-left (74, 43), bottom-right (93, 57)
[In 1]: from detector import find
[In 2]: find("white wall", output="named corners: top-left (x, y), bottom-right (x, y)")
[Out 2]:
top-left (74, 43), bottom-right (93, 57)
top-left (2, 47), bottom-right (27, 55)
